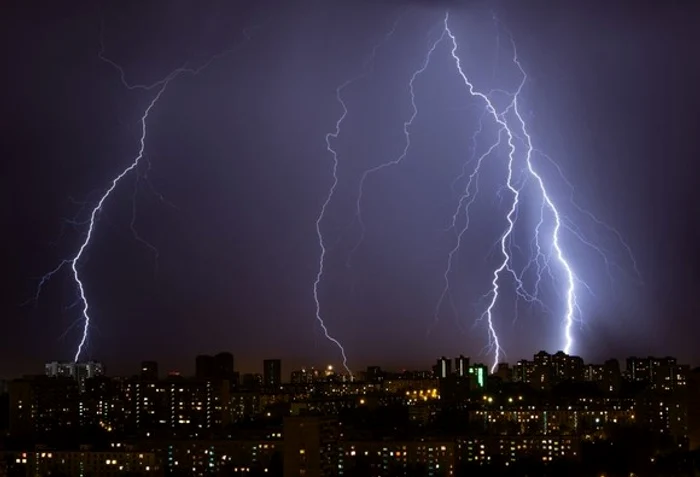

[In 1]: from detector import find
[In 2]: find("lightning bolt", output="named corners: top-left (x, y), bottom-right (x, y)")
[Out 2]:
top-left (32, 25), bottom-right (260, 362)
top-left (349, 30), bottom-right (446, 265)
top-left (313, 80), bottom-right (353, 376)
top-left (444, 14), bottom-right (527, 370)
top-left (340, 12), bottom-right (619, 370)
top-left (433, 127), bottom-right (505, 333)
top-left (312, 15), bottom-right (407, 378)
top-left (69, 77), bottom-right (175, 362)
top-left (507, 45), bottom-right (580, 357)
top-left (129, 175), bottom-right (160, 273)
top-left (440, 11), bottom-right (639, 369)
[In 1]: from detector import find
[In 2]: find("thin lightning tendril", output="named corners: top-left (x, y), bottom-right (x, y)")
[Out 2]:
top-left (313, 17), bottom-right (406, 378)
top-left (441, 12), bottom-right (638, 369)
top-left (349, 30), bottom-right (446, 264)
top-left (33, 26), bottom-right (260, 362)
top-left (449, 108), bottom-right (487, 197)
top-left (314, 79), bottom-right (353, 377)
top-left (343, 12), bottom-right (633, 371)
top-left (130, 175), bottom-right (160, 275)
top-left (433, 128), bottom-right (505, 333)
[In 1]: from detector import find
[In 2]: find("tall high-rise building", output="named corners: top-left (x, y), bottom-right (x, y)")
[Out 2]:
top-left (436, 357), bottom-right (452, 379)
top-left (513, 359), bottom-right (535, 384)
top-left (455, 355), bottom-right (470, 377)
top-left (196, 353), bottom-right (235, 380)
top-left (494, 363), bottom-right (511, 382)
top-left (10, 376), bottom-right (80, 436)
top-left (241, 373), bottom-right (263, 389)
top-left (45, 361), bottom-right (104, 379)
top-left (365, 366), bottom-right (384, 384)
top-left (195, 355), bottom-right (216, 379)
top-left (585, 364), bottom-right (604, 382)
top-left (140, 361), bottom-right (158, 380)
top-left (468, 363), bottom-right (488, 388)
top-left (214, 352), bottom-right (235, 380)
top-left (263, 359), bottom-right (282, 388)
top-left (283, 416), bottom-right (339, 477)
top-left (533, 350), bottom-right (551, 367)
top-left (627, 356), bottom-right (686, 391)
top-left (44, 361), bottom-right (104, 392)
top-left (551, 351), bottom-right (584, 381)
top-left (626, 356), bottom-right (653, 382)
top-left (291, 368), bottom-right (321, 384)
top-left (602, 358), bottom-right (622, 392)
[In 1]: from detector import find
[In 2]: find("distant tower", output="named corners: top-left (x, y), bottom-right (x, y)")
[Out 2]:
top-left (140, 361), bottom-right (158, 380)
top-left (494, 363), bottom-right (511, 382)
top-left (283, 416), bottom-right (339, 477)
top-left (263, 359), bottom-right (282, 389)
top-left (45, 361), bottom-right (104, 392)
top-left (214, 352), bottom-right (235, 380)
top-left (195, 355), bottom-right (216, 379)
top-left (366, 366), bottom-right (384, 384)
top-left (436, 357), bottom-right (452, 379)
top-left (468, 363), bottom-right (488, 388)
top-left (455, 355), bottom-right (470, 377)
top-left (45, 361), bottom-right (104, 380)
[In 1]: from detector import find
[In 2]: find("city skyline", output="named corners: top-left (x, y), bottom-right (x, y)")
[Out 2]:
top-left (36, 350), bottom-right (696, 382)
top-left (7, 348), bottom-right (695, 475)
top-left (4, 1), bottom-right (700, 378)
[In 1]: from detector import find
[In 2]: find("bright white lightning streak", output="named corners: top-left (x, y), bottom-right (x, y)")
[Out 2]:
top-left (444, 13), bottom-right (524, 371)
top-left (535, 149), bottom-right (642, 283)
top-left (445, 12), bottom-right (590, 363)
top-left (507, 46), bottom-right (579, 356)
top-left (33, 26), bottom-right (261, 362)
top-left (70, 76), bottom-right (177, 362)
top-left (433, 128), bottom-right (505, 331)
top-left (349, 30), bottom-right (446, 262)
top-left (33, 77), bottom-right (178, 361)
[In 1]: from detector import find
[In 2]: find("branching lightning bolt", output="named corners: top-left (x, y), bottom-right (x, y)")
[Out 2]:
top-left (342, 12), bottom-right (616, 370)
top-left (28, 10), bottom-right (640, 373)
top-left (433, 127), bottom-right (505, 333)
top-left (439, 12), bottom-right (639, 369)
top-left (32, 25), bottom-right (260, 362)
top-left (61, 78), bottom-right (174, 362)
top-left (349, 31), bottom-right (446, 264)
top-left (313, 80), bottom-right (353, 376)
top-left (507, 45), bottom-right (580, 357)
top-left (444, 13), bottom-right (527, 371)
top-left (312, 17), bottom-right (407, 378)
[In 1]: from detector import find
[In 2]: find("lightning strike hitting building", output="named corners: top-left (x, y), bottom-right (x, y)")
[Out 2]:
top-left (30, 8), bottom-right (639, 373)
top-left (442, 12), bottom-right (638, 371)
top-left (326, 11), bottom-right (638, 373)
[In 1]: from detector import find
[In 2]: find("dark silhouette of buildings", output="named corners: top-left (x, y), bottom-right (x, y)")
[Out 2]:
top-left (264, 359), bottom-right (282, 389)
top-left (195, 352), bottom-right (235, 380)
top-left (140, 360), bottom-right (158, 380)
top-left (2, 352), bottom-right (698, 477)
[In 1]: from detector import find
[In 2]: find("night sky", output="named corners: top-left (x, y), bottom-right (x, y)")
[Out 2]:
top-left (3, 1), bottom-right (700, 378)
